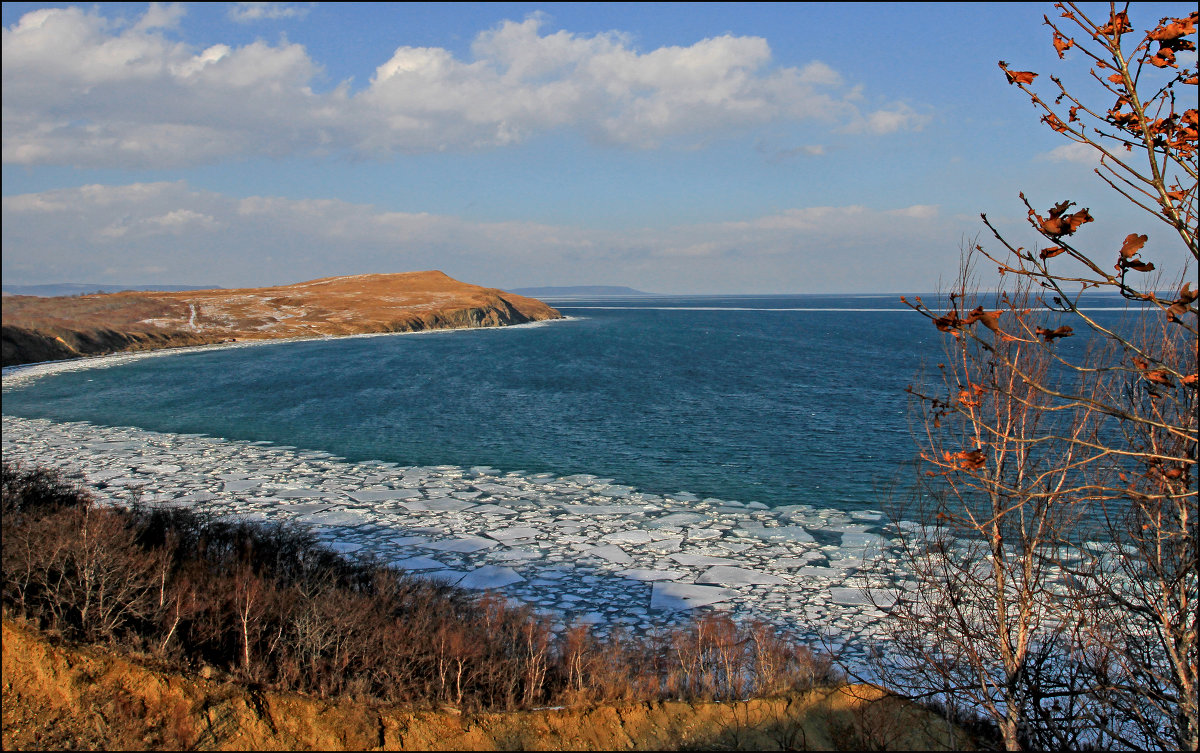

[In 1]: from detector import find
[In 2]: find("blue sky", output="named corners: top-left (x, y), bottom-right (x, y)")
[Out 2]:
top-left (2, 2), bottom-right (1193, 293)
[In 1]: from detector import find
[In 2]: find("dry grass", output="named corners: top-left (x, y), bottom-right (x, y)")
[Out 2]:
top-left (2, 271), bottom-right (561, 341)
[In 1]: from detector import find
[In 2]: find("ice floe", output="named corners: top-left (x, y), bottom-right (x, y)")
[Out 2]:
top-left (1, 414), bottom-right (912, 673)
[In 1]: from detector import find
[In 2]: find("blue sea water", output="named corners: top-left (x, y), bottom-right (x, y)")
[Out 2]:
top-left (0, 294), bottom-right (1127, 512)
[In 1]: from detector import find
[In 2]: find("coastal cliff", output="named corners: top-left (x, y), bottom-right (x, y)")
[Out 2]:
top-left (1, 271), bottom-right (562, 367)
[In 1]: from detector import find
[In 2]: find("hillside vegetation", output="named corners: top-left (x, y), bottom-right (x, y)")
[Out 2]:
top-left (0, 462), bottom-right (972, 750)
top-left (2, 619), bottom-right (962, 751)
top-left (1, 271), bottom-right (562, 366)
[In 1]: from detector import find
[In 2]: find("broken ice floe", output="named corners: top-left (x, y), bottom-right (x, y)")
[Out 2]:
top-left (1, 414), bottom-right (910, 672)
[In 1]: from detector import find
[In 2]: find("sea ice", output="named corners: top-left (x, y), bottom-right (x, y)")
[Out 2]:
top-left (468, 504), bottom-right (517, 515)
top-left (299, 510), bottom-right (368, 526)
top-left (792, 566), bottom-right (842, 578)
top-left (841, 532), bottom-right (884, 550)
top-left (457, 565), bottom-right (526, 590)
top-left (275, 489), bottom-right (334, 499)
top-left (173, 492), bottom-right (220, 503)
top-left (850, 510), bottom-right (884, 521)
top-left (829, 587), bottom-right (873, 606)
top-left (696, 566), bottom-right (790, 586)
top-left (492, 548), bottom-right (541, 562)
top-left (85, 469), bottom-right (128, 482)
top-left (410, 570), bottom-right (467, 585)
top-left (0, 413), bottom-right (912, 678)
top-left (618, 569), bottom-right (686, 582)
top-left (223, 480), bottom-right (262, 492)
top-left (742, 525), bottom-right (815, 543)
top-left (644, 536), bottom-right (684, 551)
top-left (349, 489), bottom-right (423, 502)
top-left (402, 498), bottom-right (477, 512)
top-left (389, 535), bottom-right (431, 546)
top-left (487, 526), bottom-right (540, 542)
top-left (600, 529), bottom-right (653, 545)
top-left (576, 503), bottom-right (655, 515)
top-left (391, 556), bottom-right (446, 570)
top-left (587, 544), bottom-right (634, 564)
top-left (279, 502), bottom-right (332, 515)
top-left (670, 553), bottom-right (739, 566)
top-left (650, 582), bottom-right (737, 611)
top-left (422, 536), bottom-right (498, 553)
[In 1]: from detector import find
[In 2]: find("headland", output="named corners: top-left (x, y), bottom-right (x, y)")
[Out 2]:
top-left (1, 271), bottom-right (562, 367)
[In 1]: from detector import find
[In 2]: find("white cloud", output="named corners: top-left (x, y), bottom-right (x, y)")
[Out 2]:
top-left (1, 6), bottom-right (326, 167)
top-left (3, 7), bottom-right (929, 166)
top-left (842, 102), bottom-right (931, 135)
top-left (97, 208), bottom-right (222, 239)
top-left (134, 2), bottom-right (185, 32)
top-left (2, 183), bottom-right (961, 293)
top-left (228, 3), bottom-right (315, 23)
top-left (1041, 141), bottom-right (1098, 164)
top-left (886, 205), bottom-right (939, 219)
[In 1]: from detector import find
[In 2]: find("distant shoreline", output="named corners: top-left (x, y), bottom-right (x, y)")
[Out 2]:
top-left (1, 317), bottom-right (573, 388)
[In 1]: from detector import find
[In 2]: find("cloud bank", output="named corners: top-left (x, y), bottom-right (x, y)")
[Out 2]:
top-left (2, 182), bottom-right (956, 293)
top-left (2, 6), bottom-right (929, 167)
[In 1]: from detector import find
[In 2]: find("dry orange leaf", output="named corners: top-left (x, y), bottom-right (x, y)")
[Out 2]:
top-left (999, 61), bottom-right (1037, 85)
top-left (945, 449), bottom-right (986, 471)
top-left (1118, 258), bottom-right (1156, 272)
top-left (1119, 234), bottom-right (1148, 257)
top-left (1036, 325), bottom-right (1074, 342)
top-left (1036, 205), bottom-right (1093, 236)
top-left (1149, 13), bottom-right (1198, 40)
top-left (1042, 113), bottom-right (1069, 132)
top-left (1144, 369), bottom-right (1174, 385)
top-left (1097, 11), bottom-right (1132, 36)
top-left (1149, 49), bottom-right (1177, 68)
top-left (1052, 32), bottom-right (1074, 58)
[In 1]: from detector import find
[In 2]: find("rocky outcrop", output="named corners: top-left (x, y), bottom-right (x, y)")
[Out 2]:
top-left (1, 272), bottom-right (562, 367)
top-left (1, 325), bottom-right (214, 366)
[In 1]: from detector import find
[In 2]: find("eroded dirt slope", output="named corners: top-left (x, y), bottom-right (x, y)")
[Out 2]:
top-left (1, 271), bottom-right (562, 366)
top-left (1, 620), bottom-right (966, 751)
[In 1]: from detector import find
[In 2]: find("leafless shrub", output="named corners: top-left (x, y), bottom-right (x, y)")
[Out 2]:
top-left (3, 460), bottom-right (842, 713)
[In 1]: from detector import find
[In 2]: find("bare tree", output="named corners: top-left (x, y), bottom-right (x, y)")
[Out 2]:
top-left (879, 4), bottom-right (1197, 750)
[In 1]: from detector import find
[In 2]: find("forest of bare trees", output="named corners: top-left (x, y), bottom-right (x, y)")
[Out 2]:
top-left (877, 4), bottom-right (1197, 750)
top-left (2, 460), bottom-right (842, 714)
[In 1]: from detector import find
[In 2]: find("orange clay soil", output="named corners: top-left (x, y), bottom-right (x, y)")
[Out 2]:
top-left (1, 271), bottom-right (562, 366)
top-left (1, 619), bottom-right (969, 751)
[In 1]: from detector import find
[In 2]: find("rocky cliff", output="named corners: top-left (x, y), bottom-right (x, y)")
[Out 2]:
top-left (2, 271), bottom-right (562, 367)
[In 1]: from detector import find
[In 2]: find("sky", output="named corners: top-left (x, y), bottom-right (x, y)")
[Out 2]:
top-left (1, 2), bottom-right (1193, 294)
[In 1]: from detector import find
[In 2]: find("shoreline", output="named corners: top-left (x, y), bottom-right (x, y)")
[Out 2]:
top-left (1, 412), bottom-right (901, 675)
top-left (2, 316), bottom-right (575, 387)
top-left (3, 313), bottom-right (903, 676)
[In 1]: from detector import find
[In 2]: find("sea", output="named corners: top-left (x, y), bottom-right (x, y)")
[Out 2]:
top-left (0, 293), bottom-right (1128, 515)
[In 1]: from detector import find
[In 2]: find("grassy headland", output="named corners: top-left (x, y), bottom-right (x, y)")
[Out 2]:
top-left (1, 271), bottom-right (562, 367)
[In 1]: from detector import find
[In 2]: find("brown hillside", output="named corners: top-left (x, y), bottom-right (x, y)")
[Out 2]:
top-left (1, 271), bottom-right (562, 367)
top-left (1, 620), bottom-right (965, 751)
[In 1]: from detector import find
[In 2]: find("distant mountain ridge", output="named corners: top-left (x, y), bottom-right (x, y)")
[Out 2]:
top-left (510, 285), bottom-right (654, 297)
top-left (2, 283), bottom-right (222, 298)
